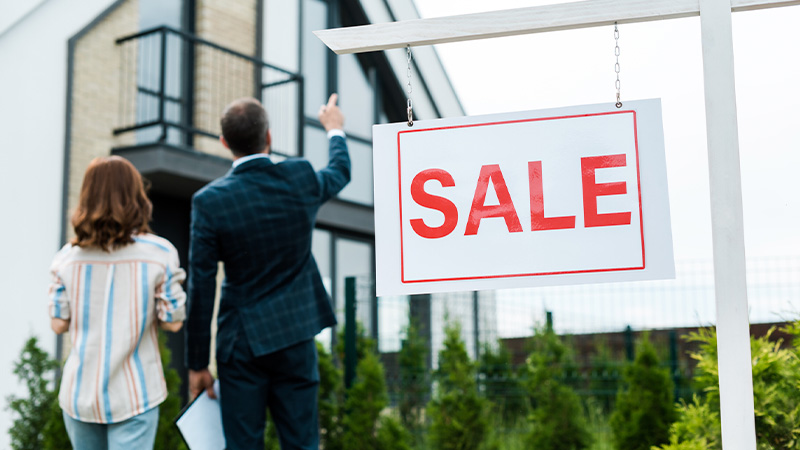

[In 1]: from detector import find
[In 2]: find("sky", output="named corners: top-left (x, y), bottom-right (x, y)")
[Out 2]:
top-left (411, 0), bottom-right (800, 263)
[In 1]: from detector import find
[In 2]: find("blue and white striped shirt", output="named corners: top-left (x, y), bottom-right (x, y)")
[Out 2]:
top-left (48, 233), bottom-right (186, 424)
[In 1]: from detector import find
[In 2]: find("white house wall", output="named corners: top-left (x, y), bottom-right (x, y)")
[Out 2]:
top-left (0, 0), bottom-right (115, 446)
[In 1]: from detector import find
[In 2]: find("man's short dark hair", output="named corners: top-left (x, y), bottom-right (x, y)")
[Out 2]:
top-left (220, 98), bottom-right (269, 157)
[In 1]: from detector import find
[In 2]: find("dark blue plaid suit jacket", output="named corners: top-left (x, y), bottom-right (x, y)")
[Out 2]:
top-left (186, 136), bottom-right (350, 370)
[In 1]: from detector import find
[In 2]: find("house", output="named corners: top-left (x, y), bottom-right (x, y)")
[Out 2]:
top-left (0, 0), bottom-right (463, 442)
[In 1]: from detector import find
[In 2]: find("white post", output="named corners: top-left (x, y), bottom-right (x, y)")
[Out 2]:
top-left (699, 0), bottom-right (757, 448)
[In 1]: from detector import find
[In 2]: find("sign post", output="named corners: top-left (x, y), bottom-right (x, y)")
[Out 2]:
top-left (699, 0), bottom-right (756, 447)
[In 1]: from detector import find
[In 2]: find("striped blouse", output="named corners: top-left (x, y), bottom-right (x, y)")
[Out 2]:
top-left (48, 234), bottom-right (187, 424)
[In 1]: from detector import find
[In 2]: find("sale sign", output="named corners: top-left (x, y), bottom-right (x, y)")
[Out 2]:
top-left (373, 99), bottom-right (674, 296)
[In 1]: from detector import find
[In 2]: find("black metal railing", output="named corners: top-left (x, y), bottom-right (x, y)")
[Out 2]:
top-left (114, 26), bottom-right (304, 158)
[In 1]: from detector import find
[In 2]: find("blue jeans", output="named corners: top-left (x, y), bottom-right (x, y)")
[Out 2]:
top-left (62, 406), bottom-right (159, 450)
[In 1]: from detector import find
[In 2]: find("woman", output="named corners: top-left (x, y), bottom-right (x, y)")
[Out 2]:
top-left (48, 156), bottom-right (186, 449)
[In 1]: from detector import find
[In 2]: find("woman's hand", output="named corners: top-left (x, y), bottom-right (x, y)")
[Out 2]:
top-left (159, 320), bottom-right (183, 333)
top-left (51, 318), bottom-right (69, 334)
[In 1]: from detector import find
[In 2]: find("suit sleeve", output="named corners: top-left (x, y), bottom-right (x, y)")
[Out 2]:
top-left (186, 194), bottom-right (219, 370)
top-left (315, 135), bottom-right (351, 203)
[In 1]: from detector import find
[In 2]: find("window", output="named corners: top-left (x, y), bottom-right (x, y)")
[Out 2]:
top-left (301, 0), bottom-right (329, 117)
top-left (310, 229), bottom-right (376, 349)
top-left (337, 138), bottom-right (373, 204)
top-left (338, 54), bottom-right (375, 138)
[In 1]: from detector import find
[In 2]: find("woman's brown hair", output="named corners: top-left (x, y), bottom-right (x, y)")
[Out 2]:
top-left (71, 156), bottom-right (152, 251)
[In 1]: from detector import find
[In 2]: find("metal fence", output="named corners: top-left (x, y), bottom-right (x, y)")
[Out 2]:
top-left (341, 256), bottom-right (800, 411)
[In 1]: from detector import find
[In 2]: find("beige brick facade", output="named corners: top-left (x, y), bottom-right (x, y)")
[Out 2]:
top-left (67, 0), bottom-right (262, 215)
top-left (193, 0), bottom-right (258, 157)
top-left (67, 0), bottom-right (139, 240)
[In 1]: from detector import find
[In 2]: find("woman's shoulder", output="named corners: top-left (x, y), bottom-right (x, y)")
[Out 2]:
top-left (132, 233), bottom-right (179, 254)
top-left (50, 243), bottom-right (77, 269)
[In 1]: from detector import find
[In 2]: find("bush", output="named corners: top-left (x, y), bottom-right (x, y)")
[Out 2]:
top-left (398, 319), bottom-right (429, 440)
top-left (609, 333), bottom-right (676, 450)
top-left (588, 338), bottom-right (623, 414)
top-left (342, 351), bottom-right (390, 448)
top-left (6, 336), bottom-right (61, 450)
top-left (318, 340), bottom-right (344, 450)
top-left (42, 388), bottom-right (71, 450)
top-left (657, 325), bottom-right (800, 450)
top-left (479, 340), bottom-right (528, 424)
top-left (427, 320), bottom-right (488, 450)
top-left (524, 326), bottom-right (591, 450)
top-left (658, 395), bottom-right (720, 450)
top-left (324, 324), bottom-right (411, 450)
top-left (154, 333), bottom-right (187, 450)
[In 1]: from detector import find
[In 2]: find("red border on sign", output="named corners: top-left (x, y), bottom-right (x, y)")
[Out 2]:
top-left (396, 110), bottom-right (645, 284)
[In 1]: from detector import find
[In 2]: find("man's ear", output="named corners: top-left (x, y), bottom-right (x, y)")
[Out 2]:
top-left (219, 135), bottom-right (230, 149)
top-left (265, 130), bottom-right (272, 153)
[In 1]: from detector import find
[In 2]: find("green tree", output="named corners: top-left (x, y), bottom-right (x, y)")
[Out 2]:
top-left (342, 324), bottom-right (412, 450)
top-left (588, 338), bottom-right (622, 414)
top-left (658, 325), bottom-right (800, 450)
top-left (397, 319), bottom-right (429, 440)
top-left (658, 395), bottom-right (720, 450)
top-left (318, 340), bottom-right (344, 450)
top-left (427, 320), bottom-right (488, 450)
top-left (41, 386), bottom-right (71, 450)
top-left (479, 340), bottom-right (527, 424)
top-left (376, 414), bottom-right (412, 450)
top-left (154, 333), bottom-right (187, 450)
top-left (524, 326), bottom-right (591, 450)
top-left (263, 411), bottom-right (281, 450)
top-left (609, 333), bottom-right (676, 450)
top-left (7, 336), bottom-right (60, 450)
top-left (342, 351), bottom-right (390, 448)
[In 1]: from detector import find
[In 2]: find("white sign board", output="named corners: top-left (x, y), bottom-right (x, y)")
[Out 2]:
top-left (373, 99), bottom-right (674, 296)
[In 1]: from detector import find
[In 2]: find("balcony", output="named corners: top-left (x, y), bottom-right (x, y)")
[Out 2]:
top-left (111, 26), bottom-right (303, 196)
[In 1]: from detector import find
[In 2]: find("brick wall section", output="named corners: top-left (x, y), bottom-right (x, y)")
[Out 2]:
top-left (193, 0), bottom-right (258, 157)
top-left (67, 0), bottom-right (139, 240)
top-left (63, 0), bottom-right (139, 360)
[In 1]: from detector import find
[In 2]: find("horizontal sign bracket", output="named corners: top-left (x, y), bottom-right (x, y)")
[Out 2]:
top-left (314, 0), bottom-right (800, 54)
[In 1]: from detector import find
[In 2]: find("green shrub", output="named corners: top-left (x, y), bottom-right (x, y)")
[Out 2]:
top-left (524, 326), bottom-right (591, 450)
top-left (342, 351), bottom-right (390, 448)
top-left (7, 336), bottom-right (61, 450)
top-left (427, 320), bottom-right (488, 450)
top-left (657, 325), bottom-right (800, 450)
top-left (588, 338), bottom-right (623, 414)
top-left (263, 411), bottom-right (281, 450)
top-left (318, 340), bottom-right (344, 450)
top-left (479, 340), bottom-right (528, 424)
top-left (154, 333), bottom-right (187, 450)
top-left (42, 387), bottom-right (71, 450)
top-left (609, 333), bottom-right (676, 450)
top-left (398, 319), bottom-right (429, 440)
top-left (658, 395), bottom-right (720, 450)
top-left (377, 414), bottom-right (413, 450)
top-left (324, 325), bottom-right (411, 450)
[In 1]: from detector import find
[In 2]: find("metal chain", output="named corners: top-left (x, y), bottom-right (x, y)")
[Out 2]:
top-left (614, 22), bottom-right (622, 108)
top-left (406, 45), bottom-right (414, 127)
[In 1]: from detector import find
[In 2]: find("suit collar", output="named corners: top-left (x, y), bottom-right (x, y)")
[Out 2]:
top-left (232, 155), bottom-right (274, 174)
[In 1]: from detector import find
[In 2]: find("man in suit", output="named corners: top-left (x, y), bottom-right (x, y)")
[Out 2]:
top-left (185, 94), bottom-right (349, 450)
